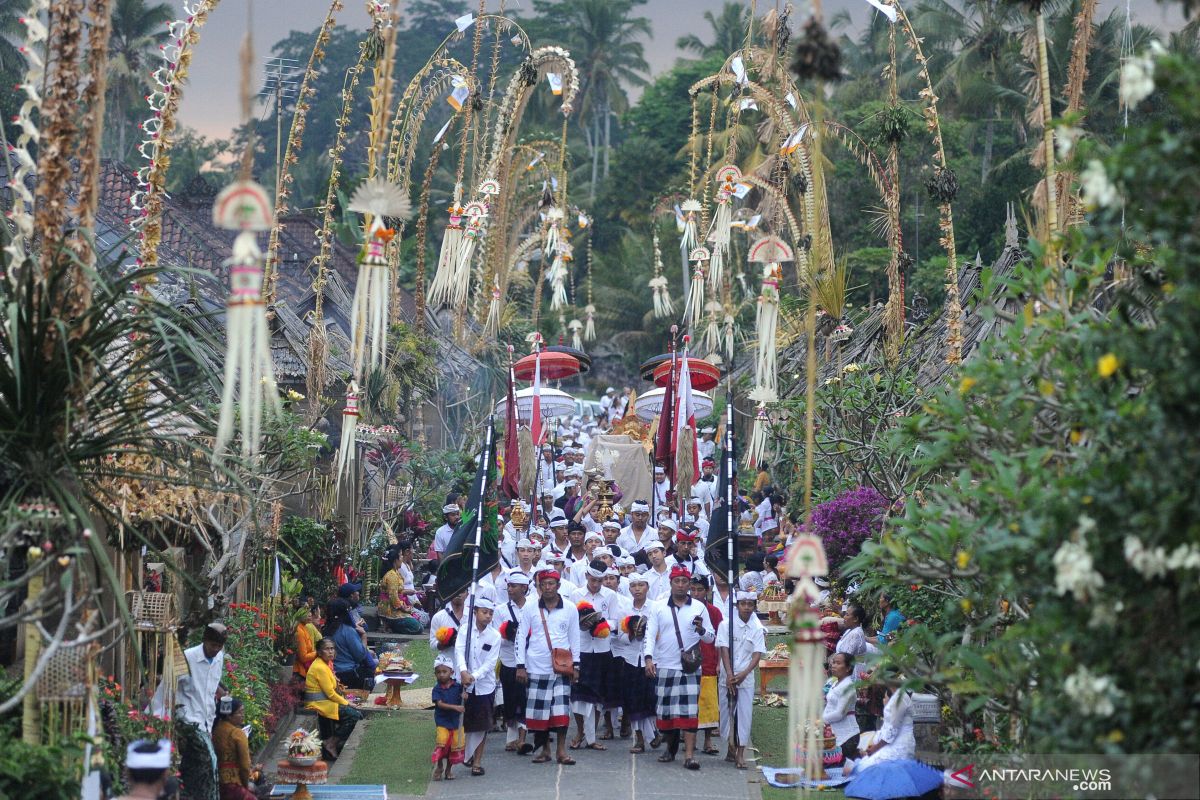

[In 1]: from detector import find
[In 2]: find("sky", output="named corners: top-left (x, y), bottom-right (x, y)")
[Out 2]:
top-left (177, 0), bottom-right (1186, 140)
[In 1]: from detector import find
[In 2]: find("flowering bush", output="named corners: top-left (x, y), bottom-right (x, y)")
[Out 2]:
top-left (96, 676), bottom-right (175, 791)
top-left (808, 486), bottom-right (889, 572)
top-left (218, 604), bottom-right (287, 751)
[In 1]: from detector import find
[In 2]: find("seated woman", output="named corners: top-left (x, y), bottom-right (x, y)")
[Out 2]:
top-left (211, 696), bottom-right (259, 800)
top-left (324, 598), bottom-right (377, 690)
top-left (305, 637), bottom-right (364, 762)
top-left (379, 546), bottom-right (422, 634)
top-left (848, 682), bottom-right (916, 773)
top-left (293, 604), bottom-right (321, 681)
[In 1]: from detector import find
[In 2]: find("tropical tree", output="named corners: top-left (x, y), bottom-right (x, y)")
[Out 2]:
top-left (675, 2), bottom-right (753, 60)
top-left (532, 0), bottom-right (652, 201)
top-left (105, 0), bottom-right (173, 160)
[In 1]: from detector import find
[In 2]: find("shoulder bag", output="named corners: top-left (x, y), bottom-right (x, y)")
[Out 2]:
top-left (540, 605), bottom-right (575, 676)
top-left (670, 602), bottom-right (703, 674)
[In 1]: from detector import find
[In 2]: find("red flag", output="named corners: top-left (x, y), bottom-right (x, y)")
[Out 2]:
top-left (501, 366), bottom-right (521, 499)
top-left (530, 350), bottom-right (543, 446)
top-left (653, 350), bottom-right (676, 468)
top-left (673, 352), bottom-right (700, 484)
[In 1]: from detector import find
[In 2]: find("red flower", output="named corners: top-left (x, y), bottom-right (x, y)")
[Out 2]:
top-left (910, 584), bottom-right (919, 591)
top-left (257, 631), bottom-right (268, 638)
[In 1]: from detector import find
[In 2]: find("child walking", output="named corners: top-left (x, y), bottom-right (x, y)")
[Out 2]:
top-left (431, 653), bottom-right (466, 780)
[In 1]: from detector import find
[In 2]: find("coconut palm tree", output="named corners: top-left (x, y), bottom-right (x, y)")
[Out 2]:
top-left (676, 2), bottom-right (754, 60)
top-left (105, 0), bottom-right (172, 160)
top-left (533, 0), bottom-right (652, 201)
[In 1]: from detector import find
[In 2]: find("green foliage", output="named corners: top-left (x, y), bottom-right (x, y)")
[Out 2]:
top-left (262, 405), bottom-right (328, 472)
top-left (0, 678), bottom-right (87, 800)
top-left (847, 53), bottom-right (1200, 754)
top-left (217, 604), bottom-right (287, 751)
top-left (278, 516), bottom-right (339, 601)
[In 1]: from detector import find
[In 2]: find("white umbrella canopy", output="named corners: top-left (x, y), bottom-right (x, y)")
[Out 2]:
top-left (495, 387), bottom-right (577, 420)
top-left (633, 387), bottom-right (714, 423)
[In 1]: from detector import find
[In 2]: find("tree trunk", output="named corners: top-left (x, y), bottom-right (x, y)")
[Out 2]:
top-left (981, 116), bottom-right (994, 182)
top-left (590, 110), bottom-right (600, 203)
top-left (1036, 11), bottom-right (1058, 238)
top-left (603, 100), bottom-right (611, 180)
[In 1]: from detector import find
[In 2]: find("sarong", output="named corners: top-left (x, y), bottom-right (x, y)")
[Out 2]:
top-left (620, 659), bottom-right (656, 721)
top-left (571, 651), bottom-right (607, 705)
top-left (525, 672), bottom-right (571, 732)
top-left (431, 725), bottom-right (466, 764)
top-left (698, 674), bottom-right (720, 729)
top-left (464, 690), bottom-right (495, 733)
top-left (499, 664), bottom-right (527, 724)
top-left (655, 667), bottom-right (700, 731)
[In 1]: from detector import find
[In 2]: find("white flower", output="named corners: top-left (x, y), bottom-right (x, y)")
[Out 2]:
top-left (1053, 538), bottom-right (1104, 602)
top-left (1166, 543), bottom-right (1200, 571)
top-left (1124, 535), bottom-right (1169, 579)
top-left (1080, 160), bottom-right (1120, 210)
top-left (1120, 46), bottom-right (1160, 107)
top-left (1064, 666), bottom-right (1124, 717)
top-left (1055, 125), bottom-right (1084, 160)
top-left (1088, 600), bottom-right (1123, 629)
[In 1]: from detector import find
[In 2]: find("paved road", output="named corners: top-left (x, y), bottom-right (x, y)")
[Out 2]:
top-left (427, 732), bottom-right (761, 800)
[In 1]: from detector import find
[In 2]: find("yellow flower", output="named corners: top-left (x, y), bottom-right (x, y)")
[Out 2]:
top-left (956, 550), bottom-right (971, 569)
top-left (1070, 429), bottom-right (1084, 444)
top-left (1038, 379), bottom-right (1055, 397)
top-left (1097, 353), bottom-right (1119, 378)
top-left (958, 376), bottom-right (976, 394)
top-left (286, 389), bottom-right (305, 401)
top-left (842, 363), bottom-right (861, 373)
top-left (1106, 729), bottom-right (1125, 744)
top-left (960, 598), bottom-right (973, 613)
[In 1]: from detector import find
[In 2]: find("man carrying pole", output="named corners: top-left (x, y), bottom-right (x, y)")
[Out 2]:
top-left (717, 591), bottom-right (765, 769)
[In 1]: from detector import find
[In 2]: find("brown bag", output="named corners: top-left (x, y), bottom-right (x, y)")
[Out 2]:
top-left (540, 605), bottom-right (574, 676)
top-left (671, 602), bottom-right (703, 674)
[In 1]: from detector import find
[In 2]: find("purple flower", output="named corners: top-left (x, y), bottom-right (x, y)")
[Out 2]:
top-left (809, 486), bottom-right (889, 571)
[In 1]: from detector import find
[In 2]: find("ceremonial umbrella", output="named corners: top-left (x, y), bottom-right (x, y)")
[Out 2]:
top-left (633, 387), bottom-right (713, 423)
top-left (513, 350), bottom-right (582, 381)
top-left (652, 357), bottom-right (721, 391)
top-left (844, 760), bottom-right (944, 800)
top-left (494, 387), bottom-right (577, 420)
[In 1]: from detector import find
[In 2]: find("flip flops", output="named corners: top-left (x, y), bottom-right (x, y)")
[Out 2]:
top-left (471, 766), bottom-right (486, 776)
top-left (557, 756), bottom-right (577, 766)
top-left (517, 743), bottom-right (535, 756)
top-left (531, 753), bottom-right (553, 764)
top-left (657, 752), bottom-right (675, 763)
top-left (684, 759), bottom-right (701, 771)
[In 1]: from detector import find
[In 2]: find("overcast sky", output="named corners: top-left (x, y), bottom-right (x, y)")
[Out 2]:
top-left (177, 0), bottom-right (1185, 140)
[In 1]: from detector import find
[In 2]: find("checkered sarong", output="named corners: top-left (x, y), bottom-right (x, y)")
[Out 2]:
top-left (655, 667), bottom-right (700, 731)
top-left (524, 672), bottom-right (571, 732)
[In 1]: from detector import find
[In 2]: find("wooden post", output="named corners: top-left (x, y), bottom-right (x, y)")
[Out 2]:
top-left (22, 570), bottom-right (43, 743)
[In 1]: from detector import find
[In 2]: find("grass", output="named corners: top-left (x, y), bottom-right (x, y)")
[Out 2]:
top-left (753, 633), bottom-right (846, 800)
top-left (339, 641), bottom-right (437, 795)
top-left (340, 710), bottom-right (435, 794)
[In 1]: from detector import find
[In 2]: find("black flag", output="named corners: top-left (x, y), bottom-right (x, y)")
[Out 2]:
top-left (436, 421), bottom-right (500, 602)
top-left (704, 392), bottom-right (737, 583)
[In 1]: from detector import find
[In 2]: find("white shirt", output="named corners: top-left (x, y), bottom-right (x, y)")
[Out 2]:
top-left (822, 675), bottom-right (860, 745)
top-left (643, 563), bottom-right (673, 601)
top-left (716, 613), bottom-right (766, 678)
top-left (175, 644), bottom-right (224, 732)
top-left (836, 626), bottom-right (867, 657)
top-left (652, 478), bottom-right (671, 506)
top-left (433, 523), bottom-right (455, 556)
top-left (609, 594), bottom-right (654, 665)
top-left (455, 622), bottom-right (501, 695)
top-left (429, 605), bottom-right (465, 651)
top-left (537, 458), bottom-right (557, 493)
top-left (495, 597), bottom-right (528, 668)
top-left (643, 596), bottom-right (715, 670)
top-left (753, 497), bottom-right (774, 537)
top-left (514, 597), bottom-right (581, 674)
top-left (569, 585), bottom-right (617, 654)
top-left (673, 552), bottom-right (709, 579)
top-left (696, 438), bottom-right (716, 462)
top-left (616, 525), bottom-right (658, 555)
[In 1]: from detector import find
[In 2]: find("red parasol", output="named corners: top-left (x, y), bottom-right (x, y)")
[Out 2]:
top-left (652, 357), bottom-right (721, 391)
top-left (513, 350), bottom-right (582, 381)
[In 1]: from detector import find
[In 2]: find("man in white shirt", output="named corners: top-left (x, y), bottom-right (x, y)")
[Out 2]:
top-left (617, 501), bottom-right (658, 557)
top-left (543, 512), bottom-right (570, 557)
top-left (643, 565), bottom-right (716, 770)
top-left (611, 572), bottom-right (658, 752)
top-left (651, 465), bottom-right (671, 508)
top-left (753, 492), bottom-right (774, 539)
top-left (567, 532), bottom-right (604, 585)
top-left (682, 496), bottom-right (710, 543)
top-left (496, 571), bottom-right (532, 754)
top-left (672, 526), bottom-right (709, 579)
top-left (456, 596), bottom-right (502, 775)
top-left (569, 560), bottom-right (620, 749)
top-left (168, 622), bottom-right (226, 799)
top-left (696, 428), bottom-right (717, 462)
top-left (429, 590), bottom-right (467, 652)
top-left (515, 568), bottom-right (581, 765)
top-left (693, 459), bottom-right (719, 513)
top-left (536, 444), bottom-right (557, 495)
top-left (716, 591), bottom-right (767, 769)
top-left (433, 504), bottom-right (462, 558)
top-left (642, 541), bottom-right (674, 601)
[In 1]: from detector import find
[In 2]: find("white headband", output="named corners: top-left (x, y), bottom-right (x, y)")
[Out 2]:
top-left (443, 504), bottom-right (460, 514)
top-left (736, 591), bottom-right (758, 603)
top-left (126, 739), bottom-right (172, 770)
top-left (631, 501), bottom-right (649, 513)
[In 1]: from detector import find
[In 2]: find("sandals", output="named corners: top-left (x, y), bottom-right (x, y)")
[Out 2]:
top-left (650, 734), bottom-right (663, 749)
top-left (531, 753), bottom-right (553, 764)
top-left (471, 766), bottom-right (486, 776)
top-left (629, 744), bottom-right (646, 754)
top-left (568, 738), bottom-right (585, 750)
top-left (657, 752), bottom-right (675, 763)
top-left (702, 746), bottom-right (720, 755)
top-left (504, 743), bottom-right (518, 752)
top-left (517, 743), bottom-right (535, 756)
top-left (684, 759), bottom-right (701, 771)
top-left (586, 742), bottom-right (607, 751)
top-left (557, 756), bottom-right (576, 766)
